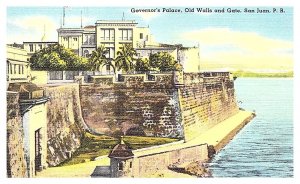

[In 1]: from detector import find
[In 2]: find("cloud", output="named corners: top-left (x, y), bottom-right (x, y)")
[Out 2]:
top-left (182, 28), bottom-right (293, 71)
top-left (135, 12), bottom-right (160, 22)
top-left (8, 15), bottom-right (59, 43)
top-left (65, 15), bottom-right (95, 27)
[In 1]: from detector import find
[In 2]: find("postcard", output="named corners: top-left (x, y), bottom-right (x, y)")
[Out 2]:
top-left (3, 1), bottom-right (296, 183)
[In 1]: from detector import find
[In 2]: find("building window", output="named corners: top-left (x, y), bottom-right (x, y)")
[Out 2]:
top-left (106, 65), bottom-right (110, 72)
top-left (18, 65), bottom-right (21, 74)
top-left (73, 37), bottom-right (78, 41)
top-left (7, 62), bottom-right (9, 74)
top-left (90, 35), bottom-right (96, 44)
top-left (140, 33), bottom-right (143, 39)
top-left (105, 47), bottom-right (115, 59)
top-left (84, 50), bottom-right (89, 57)
top-left (84, 35), bottom-right (88, 44)
top-left (63, 37), bottom-right (68, 41)
top-left (118, 162), bottom-right (123, 171)
top-left (101, 29), bottom-right (114, 40)
top-left (39, 44), bottom-right (42, 50)
top-left (29, 44), bottom-right (33, 52)
top-left (105, 29), bottom-right (110, 40)
top-left (10, 63), bottom-right (12, 74)
top-left (122, 30), bottom-right (128, 40)
top-left (84, 35), bottom-right (96, 45)
top-left (130, 162), bottom-right (132, 168)
top-left (120, 29), bottom-right (132, 41)
top-left (14, 64), bottom-right (16, 74)
top-left (21, 65), bottom-right (24, 74)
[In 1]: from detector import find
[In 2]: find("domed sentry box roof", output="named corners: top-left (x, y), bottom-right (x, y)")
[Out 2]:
top-left (108, 137), bottom-right (134, 160)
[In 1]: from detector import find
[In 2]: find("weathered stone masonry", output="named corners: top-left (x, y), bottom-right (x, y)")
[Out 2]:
top-left (7, 92), bottom-right (27, 177)
top-left (180, 72), bottom-right (239, 141)
top-left (79, 72), bottom-right (239, 140)
top-left (80, 74), bottom-right (183, 138)
top-left (132, 144), bottom-right (208, 177)
top-left (6, 71), bottom-right (239, 176)
top-left (45, 84), bottom-right (86, 166)
top-left (7, 83), bottom-right (88, 174)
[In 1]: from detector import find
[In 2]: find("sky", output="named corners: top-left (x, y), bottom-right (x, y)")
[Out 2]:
top-left (6, 6), bottom-right (293, 72)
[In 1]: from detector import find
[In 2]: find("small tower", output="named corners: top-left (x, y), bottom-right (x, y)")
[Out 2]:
top-left (108, 136), bottom-right (134, 178)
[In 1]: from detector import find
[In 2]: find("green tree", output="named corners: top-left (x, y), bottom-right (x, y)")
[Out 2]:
top-left (88, 45), bottom-right (116, 73)
top-left (149, 52), bottom-right (182, 72)
top-left (30, 44), bottom-right (88, 71)
top-left (115, 44), bottom-right (137, 73)
top-left (135, 58), bottom-right (151, 72)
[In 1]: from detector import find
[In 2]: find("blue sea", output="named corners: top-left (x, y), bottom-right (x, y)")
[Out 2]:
top-left (208, 78), bottom-right (293, 177)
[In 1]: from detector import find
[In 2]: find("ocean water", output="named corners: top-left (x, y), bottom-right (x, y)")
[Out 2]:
top-left (208, 78), bottom-right (293, 177)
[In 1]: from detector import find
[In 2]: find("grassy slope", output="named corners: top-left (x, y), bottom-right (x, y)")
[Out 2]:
top-left (59, 132), bottom-right (178, 166)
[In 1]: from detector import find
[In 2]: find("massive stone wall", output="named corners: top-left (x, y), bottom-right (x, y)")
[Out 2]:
top-left (6, 71), bottom-right (240, 177)
top-left (7, 92), bottom-right (27, 178)
top-left (132, 144), bottom-right (208, 177)
top-left (79, 72), bottom-right (239, 140)
top-left (44, 84), bottom-right (86, 166)
top-left (180, 72), bottom-right (239, 141)
top-left (80, 74), bottom-right (183, 138)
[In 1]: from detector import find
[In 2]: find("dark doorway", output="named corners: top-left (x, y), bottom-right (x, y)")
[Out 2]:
top-left (35, 129), bottom-right (42, 173)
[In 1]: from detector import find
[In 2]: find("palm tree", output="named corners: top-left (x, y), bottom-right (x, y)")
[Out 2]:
top-left (115, 44), bottom-right (137, 73)
top-left (88, 45), bottom-right (116, 73)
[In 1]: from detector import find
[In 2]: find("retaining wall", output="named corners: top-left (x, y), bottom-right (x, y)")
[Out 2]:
top-left (131, 143), bottom-right (208, 177)
top-left (79, 72), bottom-right (239, 140)
top-left (180, 72), bottom-right (239, 141)
top-left (6, 92), bottom-right (27, 177)
top-left (45, 84), bottom-right (86, 166)
top-left (80, 74), bottom-right (183, 138)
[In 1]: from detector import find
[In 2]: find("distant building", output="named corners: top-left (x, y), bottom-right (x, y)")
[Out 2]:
top-left (6, 45), bottom-right (30, 84)
top-left (23, 42), bottom-right (57, 57)
top-left (81, 25), bottom-right (97, 57)
top-left (136, 44), bottom-right (201, 73)
top-left (57, 27), bottom-right (85, 56)
top-left (16, 19), bottom-right (200, 75)
top-left (57, 20), bottom-right (156, 74)
top-left (95, 20), bottom-right (155, 59)
top-left (136, 46), bottom-right (177, 59)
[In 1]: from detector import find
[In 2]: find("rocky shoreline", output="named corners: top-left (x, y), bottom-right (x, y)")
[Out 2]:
top-left (168, 160), bottom-right (212, 178)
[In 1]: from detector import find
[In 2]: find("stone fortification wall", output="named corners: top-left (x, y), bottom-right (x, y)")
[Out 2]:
top-left (180, 72), bottom-right (239, 141)
top-left (80, 72), bottom-right (238, 140)
top-left (132, 143), bottom-right (208, 177)
top-left (6, 92), bottom-right (27, 177)
top-left (79, 72), bottom-right (239, 140)
top-left (80, 74), bottom-right (183, 138)
top-left (44, 84), bottom-right (86, 166)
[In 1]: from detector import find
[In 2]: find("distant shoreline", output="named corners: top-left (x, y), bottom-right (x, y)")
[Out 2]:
top-left (231, 71), bottom-right (293, 78)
